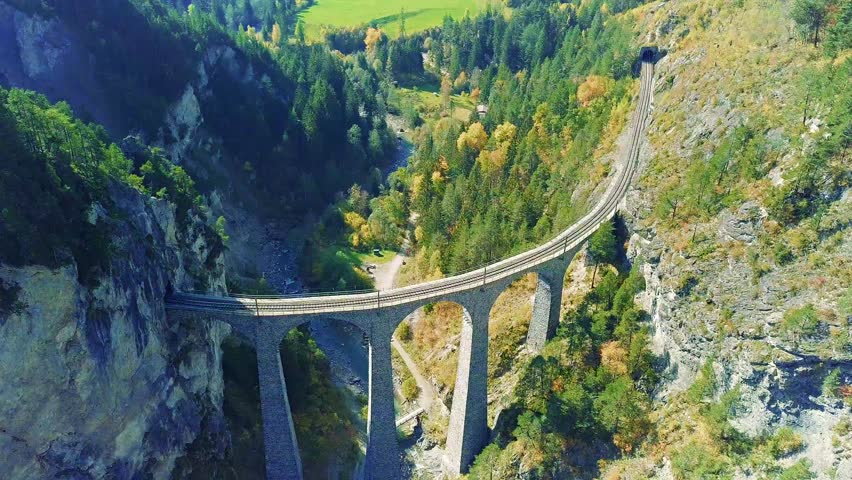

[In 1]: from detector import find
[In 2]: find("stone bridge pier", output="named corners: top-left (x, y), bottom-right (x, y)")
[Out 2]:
top-left (441, 288), bottom-right (501, 475)
top-left (166, 51), bottom-right (654, 480)
top-left (364, 320), bottom-right (399, 478)
top-left (173, 248), bottom-right (585, 480)
top-left (256, 326), bottom-right (303, 480)
top-left (526, 246), bottom-right (581, 352)
top-left (217, 312), bottom-right (405, 480)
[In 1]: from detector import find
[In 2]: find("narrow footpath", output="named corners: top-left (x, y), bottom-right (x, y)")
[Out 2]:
top-left (371, 235), bottom-right (438, 416)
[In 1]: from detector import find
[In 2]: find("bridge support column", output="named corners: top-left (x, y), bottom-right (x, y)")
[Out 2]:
top-left (365, 324), bottom-right (399, 480)
top-left (445, 298), bottom-right (494, 475)
top-left (257, 331), bottom-right (303, 480)
top-left (526, 248), bottom-right (579, 353)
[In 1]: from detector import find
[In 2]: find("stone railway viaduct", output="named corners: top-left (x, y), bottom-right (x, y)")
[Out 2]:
top-left (167, 51), bottom-right (656, 480)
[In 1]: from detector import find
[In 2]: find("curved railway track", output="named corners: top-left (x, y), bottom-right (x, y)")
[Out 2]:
top-left (168, 58), bottom-right (654, 317)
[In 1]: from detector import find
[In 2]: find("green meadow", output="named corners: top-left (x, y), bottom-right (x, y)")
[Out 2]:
top-left (298, 0), bottom-right (492, 40)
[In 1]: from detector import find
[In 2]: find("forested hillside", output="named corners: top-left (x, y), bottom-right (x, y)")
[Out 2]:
top-left (316, 0), bottom-right (850, 477)
top-left (347, 0), bottom-right (646, 279)
top-left (162, 0), bottom-right (298, 32)
top-left (0, 87), bottom-right (219, 288)
top-left (310, 0), bottom-right (669, 475)
top-left (0, 0), bottom-right (848, 477)
top-left (3, 0), bottom-right (395, 219)
top-left (0, 1), bottom-right (389, 477)
top-left (296, 0), bottom-right (650, 290)
top-left (390, 0), bottom-right (847, 477)
top-left (599, 0), bottom-right (851, 477)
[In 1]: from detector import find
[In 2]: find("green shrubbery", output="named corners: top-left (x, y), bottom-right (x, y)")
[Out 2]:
top-left (302, 247), bottom-right (374, 292)
top-left (773, 241), bottom-right (795, 266)
top-left (764, 427), bottom-right (805, 459)
top-left (822, 368), bottom-right (842, 398)
top-left (396, 321), bottom-right (413, 342)
top-left (671, 442), bottom-right (731, 480)
top-left (401, 377), bottom-right (419, 402)
top-left (0, 87), bottom-right (216, 286)
top-left (470, 258), bottom-right (655, 477)
top-left (279, 327), bottom-right (361, 477)
top-left (779, 459), bottom-right (817, 480)
top-left (840, 288), bottom-right (852, 319)
top-left (780, 304), bottom-right (821, 342)
top-left (227, 276), bottom-right (277, 296)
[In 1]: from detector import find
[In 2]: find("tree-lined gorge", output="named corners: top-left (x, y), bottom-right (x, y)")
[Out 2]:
top-left (7, 0), bottom-right (396, 220)
top-left (1, 0), bottom-right (849, 478)
top-left (351, 0), bottom-right (643, 279)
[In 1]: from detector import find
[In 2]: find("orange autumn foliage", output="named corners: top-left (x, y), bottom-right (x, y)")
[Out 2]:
top-left (577, 75), bottom-right (610, 107)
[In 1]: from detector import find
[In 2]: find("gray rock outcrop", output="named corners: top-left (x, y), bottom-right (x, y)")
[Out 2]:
top-left (0, 1), bottom-right (120, 132)
top-left (0, 183), bottom-right (229, 479)
top-left (620, 39), bottom-right (851, 478)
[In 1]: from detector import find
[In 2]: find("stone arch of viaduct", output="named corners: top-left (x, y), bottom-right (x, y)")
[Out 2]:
top-left (167, 54), bottom-right (655, 480)
top-left (169, 249), bottom-right (579, 480)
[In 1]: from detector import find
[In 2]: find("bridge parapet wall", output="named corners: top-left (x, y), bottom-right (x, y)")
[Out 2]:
top-left (165, 56), bottom-right (655, 480)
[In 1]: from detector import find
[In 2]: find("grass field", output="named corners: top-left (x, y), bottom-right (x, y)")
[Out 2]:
top-left (397, 86), bottom-right (474, 123)
top-left (390, 74), bottom-right (476, 124)
top-left (298, 0), bottom-right (493, 40)
top-left (324, 244), bottom-right (397, 266)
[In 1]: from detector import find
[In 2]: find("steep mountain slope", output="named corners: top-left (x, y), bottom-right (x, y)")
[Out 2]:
top-left (0, 2), bottom-right (400, 478)
top-left (0, 88), bottom-right (231, 478)
top-left (366, 0), bottom-right (849, 478)
top-left (606, 0), bottom-right (851, 477)
top-left (0, 0), bottom-right (847, 478)
top-left (0, 0), bottom-right (396, 282)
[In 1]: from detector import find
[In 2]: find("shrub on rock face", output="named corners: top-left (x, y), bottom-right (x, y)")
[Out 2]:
top-left (401, 377), bottom-right (419, 402)
top-left (396, 321), bottom-right (413, 342)
top-left (839, 288), bottom-right (852, 319)
top-left (778, 459), bottom-right (817, 480)
top-left (773, 241), bottom-right (794, 266)
top-left (780, 304), bottom-right (820, 342)
top-left (671, 442), bottom-right (731, 480)
top-left (766, 427), bottom-right (804, 459)
top-left (822, 368), bottom-right (842, 398)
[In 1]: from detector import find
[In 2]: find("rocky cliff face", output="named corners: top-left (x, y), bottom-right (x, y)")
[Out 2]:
top-left (0, 0), bottom-right (277, 282)
top-left (0, 183), bottom-right (230, 479)
top-left (612, 0), bottom-right (851, 477)
top-left (625, 200), bottom-right (851, 476)
top-left (0, 1), bottom-right (121, 133)
top-left (154, 43), bottom-right (280, 283)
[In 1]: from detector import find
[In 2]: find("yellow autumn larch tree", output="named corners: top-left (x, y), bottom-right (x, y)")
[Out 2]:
top-left (365, 28), bottom-right (383, 54)
top-left (440, 75), bottom-right (453, 111)
top-left (270, 23), bottom-right (282, 46)
top-left (457, 122), bottom-right (488, 152)
top-left (577, 75), bottom-right (611, 107)
top-left (477, 121), bottom-right (516, 173)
